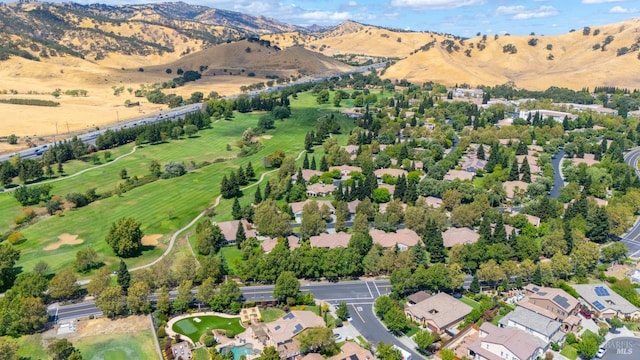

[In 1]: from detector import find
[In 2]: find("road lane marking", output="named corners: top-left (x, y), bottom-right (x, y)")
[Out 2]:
top-left (365, 282), bottom-right (374, 298)
top-left (373, 282), bottom-right (381, 296)
top-left (351, 304), bottom-right (365, 323)
top-left (322, 297), bottom-right (375, 302)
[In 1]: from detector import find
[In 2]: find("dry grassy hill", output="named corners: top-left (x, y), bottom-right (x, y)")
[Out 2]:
top-left (383, 19), bottom-right (640, 90)
top-left (147, 40), bottom-right (352, 78)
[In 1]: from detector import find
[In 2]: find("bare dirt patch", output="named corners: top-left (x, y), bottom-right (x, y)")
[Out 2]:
top-left (605, 264), bottom-right (633, 280)
top-left (141, 234), bottom-right (162, 246)
top-left (44, 233), bottom-right (83, 251)
top-left (66, 315), bottom-right (152, 342)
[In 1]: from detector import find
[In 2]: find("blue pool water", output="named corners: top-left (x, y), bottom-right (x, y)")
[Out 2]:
top-left (219, 344), bottom-right (256, 360)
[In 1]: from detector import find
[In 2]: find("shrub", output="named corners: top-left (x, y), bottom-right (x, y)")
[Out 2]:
top-left (7, 231), bottom-right (24, 244)
top-left (203, 335), bottom-right (217, 347)
top-left (226, 330), bottom-right (235, 338)
top-left (335, 318), bottom-right (343, 327)
top-left (14, 208), bottom-right (36, 225)
top-left (157, 327), bottom-right (166, 338)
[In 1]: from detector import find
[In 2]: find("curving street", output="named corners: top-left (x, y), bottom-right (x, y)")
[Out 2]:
top-left (621, 148), bottom-right (640, 258)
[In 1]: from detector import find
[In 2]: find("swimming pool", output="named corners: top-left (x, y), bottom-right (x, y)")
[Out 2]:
top-left (219, 344), bottom-right (258, 360)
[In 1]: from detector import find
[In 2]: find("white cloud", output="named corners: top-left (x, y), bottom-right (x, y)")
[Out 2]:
top-left (390, 0), bottom-right (485, 10)
top-left (496, 5), bottom-right (559, 20)
top-left (609, 5), bottom-right (637, 13)
top-left (582, 0), bottom-right (626, 4)
top-left (348, 1), bottom-right (358, 6)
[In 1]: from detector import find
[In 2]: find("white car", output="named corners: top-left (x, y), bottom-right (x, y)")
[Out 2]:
top-left (596, 347), bottom-right (606, 358)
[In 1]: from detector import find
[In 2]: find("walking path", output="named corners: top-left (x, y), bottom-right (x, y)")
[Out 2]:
top-left (133, 149), bottom-right (306, 272)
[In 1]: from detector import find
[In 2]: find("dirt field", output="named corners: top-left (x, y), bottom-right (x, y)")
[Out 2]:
top-left (141, 234), bottom-right (162, 246)
top-left (44, 233), bottom-right (84, 251)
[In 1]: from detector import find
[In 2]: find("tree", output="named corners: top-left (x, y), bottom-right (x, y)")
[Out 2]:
top-left (414, 329), bottom-right (434, 353)
top-left (87, 267), bottom-right (111, 297)
top-left (195, 221), bottom-right (225, 255)
top-left (13, 272), bottom-right (48, 298)
top-left (105, 217), bottom-right (144, 257)
top-left (520, 158), bottom-right (531, 183)
top-left (210, 279), bottom-right (243, 313)
top-left (336, 301), bottom-right (349, 321)
top-left (374, 295), bottom-right (395, 318)
top-left (74, 247), bottom-right (100, 273)
top-left (117, 259), bottom-right (131, 293)
top-left (232, 198), bottom-right (242, 220)
top-left (127, 281), bottom-right (151, 314)
top-left (477, 144), bottom-right (485, 160)
top-left (48, 339), bottom-right (81, 360)
top-left (508, 160), bottom-right (520, 181)
top-left (245, 161), bottom-right (255, 180)
top-left (119, 168), bottom-right (128, 179)
top-left (576, 331), bottom-right (600, 359)
top-left (440, 349), bottom-right (456, 360)
top-left (423, 220), bottom-right (446, 263)
top-left (236, 222), bottom-right (247, 248)
top-left (156, 286), bottom-right (171, 316)
top-left (609, 317), bottom-right (623, 332)
top-left (0, 242), bottom-right (20, 291)
top-left (184, 124), bottom-right (198, 137)
top-left (149, 160), bottom-right (162, 177)
top-left (301, 201), bottom-right (326, 239)
top-left (602, 242), bottom-right (628, 263)
top-left (376, 342), bottom-right (402, 360)
top-left (173, 280), bottom-right (194, 313)
top-left (0, 338), bottom-right (17, 360)
top-left (49, 268), bottom-right (78, 300)
top-left (470, 274), bottom-right (480, 294)
top-left (95, 286), bottom-right (126, 318)
top-left (273, 271), bottom-right (300, 303)
top-left (197, 277), bottom-right (217, 305)
top-left (254, 185), bottom-right (263, 204)
top-left (587, 206), bottom-right (610, 243)
top-left (384, 306), bottom-right (408, 335)
top-left (254, 199), bottom-right (291, 238)
top-left (259, 347), bottom-right (282, 360)
top-left (297, 327), bottom-right (337, 354)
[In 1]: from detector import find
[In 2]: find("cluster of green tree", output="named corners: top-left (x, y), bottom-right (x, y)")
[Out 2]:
top-left (220, 162), bottom-right (254, 198)
top-left (95, 111), bottom-right (210, 149)
top-left (0, 98), bottom-right (59, 106)
top-left (1, 157), bottom-right (48, 185)
top-left (13, 184), bottom-right (52, 206)
top-left (41, 136), bottom-right (89, 165)
top-left (373, 296), bottom-right (409, 335)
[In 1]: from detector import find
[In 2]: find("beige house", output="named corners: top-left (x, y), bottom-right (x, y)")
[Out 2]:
top-left (573, 283), bottom-right (640, 320)
top-left (261, 235), bottom-right (301, 253)
top-left (374, 168), bottom-right (408, 182)
top-left (370, 228), bottom-right (420, 250)
top-left (265, 311), bottom-right (326, 359)
top-left (519, 284), bottom-right (581, 332)
top-left (290, 200), bottom-right (335, 223)
top-left (216, 219), bottom-right (258, 245)
top-left (442, 227), bottom-right (480, 248)
top-left (503, 180), bottom-right (529, 200)
top-left (404, 292), bottom-right (473, 333)
top-left (468, 323), bottom-right (546, 360)
top-left (443, 170), bottom-right (475, 182)
top-left (330, 165), bottom-right (362, 177)
top-left (306, 183), bottom-right (337, 197)
top-left (309, 232), bottom-right (352, 249)
top-left (292, 169), bottom-right (323, 183)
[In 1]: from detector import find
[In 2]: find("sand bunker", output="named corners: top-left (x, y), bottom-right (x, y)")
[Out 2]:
top-left (44, 233), bottom-right (84, 251)
top-left (261, 135), bottom-right (272, 139)
top-left (141, 234), bottom-right (162, 246)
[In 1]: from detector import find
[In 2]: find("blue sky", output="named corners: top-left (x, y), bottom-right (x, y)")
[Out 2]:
top-left (18, 0), bottom-right (640, 37)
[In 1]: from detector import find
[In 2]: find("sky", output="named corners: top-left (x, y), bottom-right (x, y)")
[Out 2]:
top-left (11, 0), bottom-right (640, 37)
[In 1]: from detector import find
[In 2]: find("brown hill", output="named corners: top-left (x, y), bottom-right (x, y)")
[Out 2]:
top-left (146, 40), bottom-right (352, 78)
top-left (383, 19), bottom-right (640, 90)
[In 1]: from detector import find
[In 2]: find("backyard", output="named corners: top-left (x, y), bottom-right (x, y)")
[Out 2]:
top-left (172, 315), bottom-right (246, 343)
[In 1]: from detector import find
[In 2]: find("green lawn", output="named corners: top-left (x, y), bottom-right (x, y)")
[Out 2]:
top-left (75, 330), bottom-right (157, 360)
top-left (172, 315), bottom-right (246, 343)
top-left (260, 308), bottom-right (285, 322)
top-left (560, 345), bottom-right (578, 360)
top-left (4, 94), bottom-right (355, 275)
top-left (193, 347), bottom-right (210, 360)
top-left (460, 296), bottom-right (482, 309)
top-left (12, 334), bottom-right (48, 360)
top-left (405, 325), bottom-right (420, 337)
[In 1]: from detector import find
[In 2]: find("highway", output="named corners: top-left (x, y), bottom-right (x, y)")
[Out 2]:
top-left (620, 148), bottom-right (640, 258)
top-left (0, 103), bottom-right (204, 163)
top-left (49, 279), bottom-right (424, 358)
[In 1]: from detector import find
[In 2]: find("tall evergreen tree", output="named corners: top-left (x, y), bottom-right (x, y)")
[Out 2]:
top-left (520, 157), bottom-right (531, 183)
top-left (302, 153), bottom-right (310, 169)
top-left (532, 265), bottom-right (543, 286)
top-left (117, 260), bottom-right (131, 294)
top-left (563, 218), bottom-right (574, 254)
top-left (493, 215), bottom-right (507, 244)
top-left (394, 175), bottom-right (407, 201)
top-left (245, 161), bottom-right (255, 180)
top-left (508, 159), bottom-right (520, 181)
top-left (235, 222), bottom-right (246, 249)
top-left (320, 156), bottom-right (329, 172)
top-left (423, 219), bottom-right (446, 263)
top-left (516, 141), bottom-right (528, 155)
top-left (264, 181), bottom-right (272, 199)
top-left (254, 185), bottom-right (263, 204)
top-left (470, 274), bottom-right (480, 294)
top-left (587, 206), bottom-right (610, 243)
top-left (237, 166), bottom-right (247, 185)
top-left (479, 215), bottom-right (492, 243)
top-left (404, 179), bottom-right (418, 205)
top-left (296, 168), bottom-right (306, 186)
top-left (232, 198), bottom-right (242, 220)
top-left (310, 156), bottom-right (317, 170)
top-left (477, 144), bottom-right (485, 160)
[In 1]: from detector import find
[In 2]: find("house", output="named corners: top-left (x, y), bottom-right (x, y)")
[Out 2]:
top-left (342, 145), bottom-right (359, 159)
top-left (524, 214), bottom-right (541, 227)
top-left (407, 290), bottom-right (431, 305)
top-left (519, 284), bottom-right (581, 326)
top-left (559, 103), bottom-right (618, 116)
top-left (498, 307), bottom-right (565, 344)
top-left (571, 153), bottom-right (599, 167)
top-left (502, 180), bottom-right (530, 200)
top-left (573, 283), bottom-right (640, 319)
top-left (423, 196), bottom-right (443, 209)
top-left (370, 228), bottom-right (420, 250)
top-left (291, 169), bottom-right (323, 183)
top-left (216, 219), bottom-right (258, 245)
top-left (309, 232), bottom-right (352, 249)
top-left (404, 292), bottom-right (473, 334)
top-left (518, 110), bottom-right (577, 122)
top-left (171, 341), bottom-right (193, 360)
top-left (374, 168), bottom-right (408, 182)
top-left (454, 88), bottom-right (484, 98)
top-left (628, 109), bottom-right (640, 118)
top-left (377, 183), bottom-right (396, 197)
top-left (328, 342), bottom-right (375, 360)
top-left (290, 200), bottom-right (335, 223)
top-left (330, 165), bottom-right (362, 178)
top-left (261, 235), bottom-right (301, 253)
top-left (443, 170), bottom-right (475, 182)
top-left (378, 201), bottom-right (406, 214)
top-left (442, 227), bottom-right (480, 248)
top-left (341, 108), bottom-right (364, 119)
top-left (306, 183), bottom-right (337, 197)
top-left (468, 322), bottom-right (546, 360)
top-left (265, 311), bottom-right (326, 359)
top-left (347, 200), bottom-right (360, 219)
